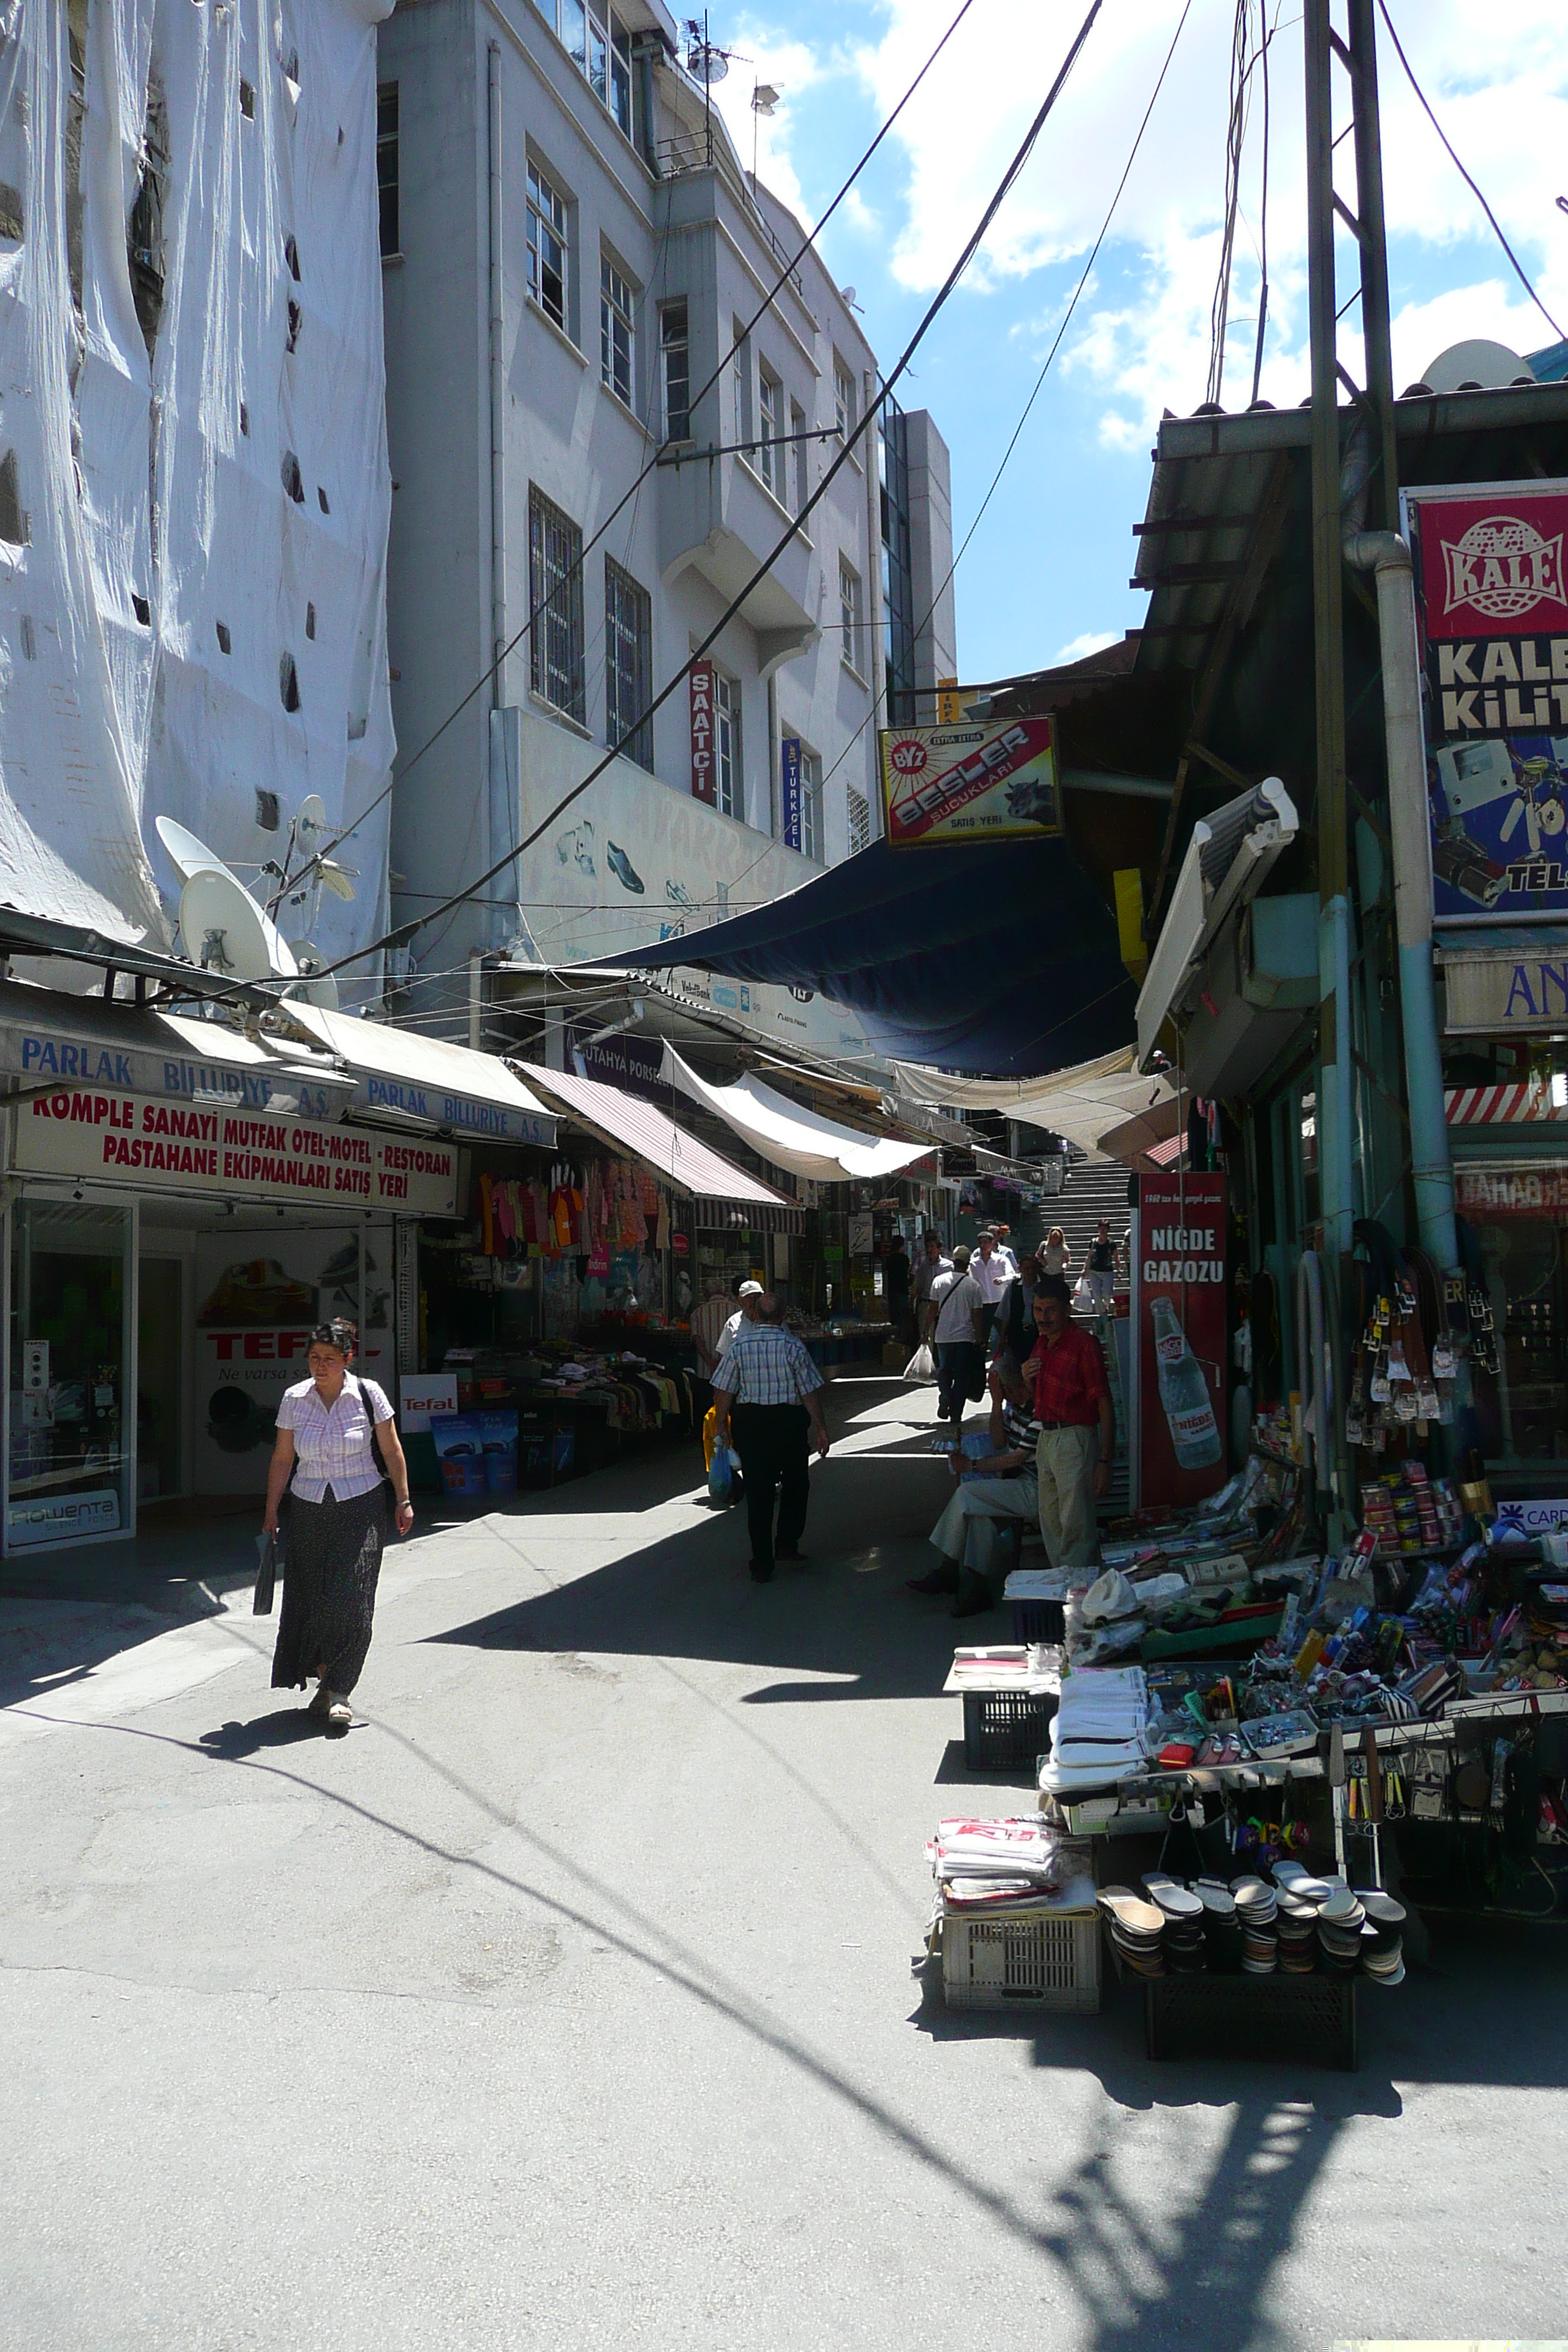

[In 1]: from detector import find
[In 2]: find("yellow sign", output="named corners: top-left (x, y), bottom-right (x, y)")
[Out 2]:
top-left (878, 713), bottom-right (1061, 846)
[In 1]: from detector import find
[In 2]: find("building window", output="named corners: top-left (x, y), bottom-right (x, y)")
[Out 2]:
top-left (880, 395), bottom-right (916, 724)
top-left (535, 2), bottom-right (636, 142)
top-left (757, 366), bottom-right (783, 497)
top-left (610, 23), bottom-right (633, 135)
top-left (600, 252), bottom-right (634, 407)
top-left (834, 358), bottom-right (856, 441)
top-left (731, 321), bottom-right (751, 459)
top-left (606, 557), bottom-right (652, 770)
top-left (715, 670), bottom-right (741, 820)
top-left (660, 301), bottom-right (690, 442)
top-left (801, 748), bottom-right (821, 862)
top-left (527, 159), bottom-right (569, 333)
top-left (848, 783), bottom-right (872, 856)
top-left (529, 486), bottom-right (586, 723)
top-left (839, 557), bottom-right (863, 674)
top-left (377, 85), bottom-right (399, 257)
top-left (791, 400), bottom-right (809, 513)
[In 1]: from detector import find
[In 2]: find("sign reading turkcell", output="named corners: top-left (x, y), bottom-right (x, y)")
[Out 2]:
top-left (1406, 478), bottom-right (1568, 922)
top-left (358, 1073), bottom-right (555, 1144)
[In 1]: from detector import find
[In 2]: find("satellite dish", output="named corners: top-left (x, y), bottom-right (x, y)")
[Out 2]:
top-left (284, 943), bottom-right (339, 1009)
top-left (1421, 339), bottom-right (1533, 394)
top-left (178, 868), bottom-right (299, 982)
top-left (687, 38), bottom-right (728, 83)
top-left (295, 793), bottom-right (328, 840)
top-left (315, 859), bottom-right (358, 902)
top-left (156, 815), bottom-right (230, 883)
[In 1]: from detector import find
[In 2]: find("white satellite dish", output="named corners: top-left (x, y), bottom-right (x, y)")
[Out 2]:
top-left (315, 861), bottom-right (358, 902)
top-left (296, 793), bottom-right (328, 837)
top-left (178, 867), bottom-right (299, 982)
top-left (284, 942), bottom-right (339, 1009)
top-left (156, 815), bottom-right (230, 883)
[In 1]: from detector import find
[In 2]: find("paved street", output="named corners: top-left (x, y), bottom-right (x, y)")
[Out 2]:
top-left (2, 1377), bottom-right (1564, 2351)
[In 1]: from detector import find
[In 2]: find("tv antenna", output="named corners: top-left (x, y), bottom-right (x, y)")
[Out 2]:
top-left (683, 15), bottom-right (746, 167)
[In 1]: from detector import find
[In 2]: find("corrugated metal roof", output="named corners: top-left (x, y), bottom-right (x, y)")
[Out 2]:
top-left (513, 1060), bottom-right (791, 1208)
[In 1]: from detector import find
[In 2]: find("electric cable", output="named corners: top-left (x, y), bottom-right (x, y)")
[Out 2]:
top-left (1376, 0), bottom-right (1564, 345)
top-left (814, 0), bottom-right (1194, 807)
top-left (287, 0), bottom-right (1106, 995)
top-left (291, 0), bottom-right (984, 902)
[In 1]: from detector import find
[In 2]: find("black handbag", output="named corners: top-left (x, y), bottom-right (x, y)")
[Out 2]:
top-left (254, 1528), bottom-right (280, 1616)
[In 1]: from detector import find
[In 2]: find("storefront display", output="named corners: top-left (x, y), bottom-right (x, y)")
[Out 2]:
top-left (7, 1200), bottom-right (133, 1548)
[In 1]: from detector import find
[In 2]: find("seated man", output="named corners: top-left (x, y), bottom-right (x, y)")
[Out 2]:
top-left (907, 1360), bottom-right (1041, 1618)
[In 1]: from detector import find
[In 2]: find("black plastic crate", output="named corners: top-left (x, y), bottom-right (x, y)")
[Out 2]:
top-left (962, 1686), bottom-right (1058, 1770)
top-left (1144, 1972), bottom-right (1357, 2069)
top-left (1009, 1598), bottom-right (1066, 1643)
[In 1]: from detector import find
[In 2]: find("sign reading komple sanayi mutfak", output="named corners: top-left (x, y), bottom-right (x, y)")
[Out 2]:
top-left (1405, 478), bottom-right (1568, 922)
top-left (877, 713), bottom-right (1062, 846)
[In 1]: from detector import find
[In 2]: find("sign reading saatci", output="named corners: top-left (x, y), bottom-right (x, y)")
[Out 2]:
top-left (1406, 478), bottom-right (1568, 921)
top-left (877, 714), bottom-right (1062, 846)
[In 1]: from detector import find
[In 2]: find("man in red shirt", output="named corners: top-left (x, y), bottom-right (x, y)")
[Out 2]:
top-left (1019, 1276), bottom-right (1114, 1569)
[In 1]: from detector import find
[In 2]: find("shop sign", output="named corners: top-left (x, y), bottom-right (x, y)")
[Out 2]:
top-left (780, 735), bottom-right (803, 851)
top-left (7, 1487), bottom-right (120, 1547)
top-left (877, 713), bottom-right (1061, 847)
top-left (690, 660), bottom-right (716, 805)
top-left (1443, 950), bottom-right (1568, 1033)
top-left (573, 1029), bottom-right (668, 1104)
top-left (14, 1086), bottom-right (459, 1215)
top-left (1406, 478), bottom-right (1568, 923)
top-left (353, 1074), bottom-right (554, 1145)
top-left (1455, 1163), bottom-right (1568, 1216)
top-left (1493, 1496), bottom-right (1568, 1537)
top-left (399, 1373), bottom-right (459, 1433)
top-left (1134, 1175), bottom-right (1228, 1511)
top-left (0, 1010), bottom-right (342, 1119)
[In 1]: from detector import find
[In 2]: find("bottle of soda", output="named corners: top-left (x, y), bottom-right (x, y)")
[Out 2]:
top-left (1150, 1296), bottom-right (1221, 1468)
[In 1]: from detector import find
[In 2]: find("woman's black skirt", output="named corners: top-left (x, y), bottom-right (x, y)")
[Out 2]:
top-left (271, 1486), bottom-right (386, 1697)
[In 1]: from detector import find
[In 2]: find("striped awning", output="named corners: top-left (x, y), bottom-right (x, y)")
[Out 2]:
top-left (1446, 1082), bottom-right (1568, 1126)
top-left (513, 1060), bottom-right (802, 1232)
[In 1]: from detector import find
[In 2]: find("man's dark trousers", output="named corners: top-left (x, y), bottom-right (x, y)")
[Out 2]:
top-left (731, 1402), bottom-right (810, 1570)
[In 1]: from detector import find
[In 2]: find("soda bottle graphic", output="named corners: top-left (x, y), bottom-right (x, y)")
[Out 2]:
top-left (1150, 1296), bottom-right (1221, 1468)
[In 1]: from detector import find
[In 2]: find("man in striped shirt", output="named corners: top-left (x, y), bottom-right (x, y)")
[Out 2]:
top-left (711, 1295), bottom-right (830, 1582)
top-left (908, 1363), bottom-right (1041, 1618)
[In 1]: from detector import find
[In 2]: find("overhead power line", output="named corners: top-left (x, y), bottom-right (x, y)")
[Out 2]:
top-left (294, 0), bottom-right (1106, 995)
top-left (1376, 0), bottom-right (1565, 346)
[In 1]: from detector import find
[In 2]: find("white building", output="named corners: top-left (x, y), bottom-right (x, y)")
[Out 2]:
top-left (0, 0), bottom-right (396, 994)
top-left (376, 0), bottom-right (956, 1052)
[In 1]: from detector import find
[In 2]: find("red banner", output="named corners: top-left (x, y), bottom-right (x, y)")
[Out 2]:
top-left (1417, 489), bottom-right (1568, 641)
top-left (1135, 1173), bottom-right (1228, 1509)
top-left (689, 660), bottom-right (716, 804)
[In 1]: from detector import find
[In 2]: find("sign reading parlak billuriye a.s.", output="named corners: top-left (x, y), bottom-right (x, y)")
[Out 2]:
top-left (15, 1088), bottom-right (460, 1215)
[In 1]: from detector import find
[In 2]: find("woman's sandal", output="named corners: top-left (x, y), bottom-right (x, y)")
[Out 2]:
top-left (306, 1681), bottom-right (333, 1718)
top-left (325, 1697), bottom-right (353, 1730)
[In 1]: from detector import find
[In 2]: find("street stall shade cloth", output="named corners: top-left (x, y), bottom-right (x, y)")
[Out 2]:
top-left (515, 1061), bottom-right (797, 1224)
top-left (608, 840), bottom-right (1139, 1079)
top-left (660, 1047), bottom-right (930, 1183)
top-left (890, 1045), bottom-right (1178, 1161)
top-left (284, 1004), bottom-right (557, 1145)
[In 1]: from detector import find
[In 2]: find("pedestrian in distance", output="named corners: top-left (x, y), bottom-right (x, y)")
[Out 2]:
top-left (930, 1243), bottom-right (987, 1433)
top-left (1017, 1277), bottom-right (1113, 1570)
top-left (1084, 1218), bottom-right (1117, 1313)
top-left (1040, 1225), bottom-right (1071, 1279)
top-left (968, 1226), bottom-right (1016, 1352)
top-left (709, 1292), bottom-right (830, 1582)
top-left (262, 1318), bottom-right (413, 1730)
top-left (913, 1229), bottom-right (953, 1345)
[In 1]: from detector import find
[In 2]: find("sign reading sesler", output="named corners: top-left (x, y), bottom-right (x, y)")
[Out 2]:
top-left (15, 1087), bottom-right (461, 1215)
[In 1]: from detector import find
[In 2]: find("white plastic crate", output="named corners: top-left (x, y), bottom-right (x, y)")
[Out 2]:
top-left (941, 1905), bottom-right (1100, 2013)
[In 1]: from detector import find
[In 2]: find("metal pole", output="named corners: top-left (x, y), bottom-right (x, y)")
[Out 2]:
top-left (1304, 0), bottom-right (1353, 1526)
top-left (1346, 0), bottom-right (1399, 530)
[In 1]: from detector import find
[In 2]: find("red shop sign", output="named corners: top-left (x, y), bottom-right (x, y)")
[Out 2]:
top-left (1134, 1172), bottom-right (1229, 1511)
top-left (690, 660), bottom-right (717, 805)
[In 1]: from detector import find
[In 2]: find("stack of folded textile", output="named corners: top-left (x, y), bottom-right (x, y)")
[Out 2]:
top-left (1039, 1667), bottom-right (1150, 1797)
top-left (926, 1818), bottom-right (1093, 1920)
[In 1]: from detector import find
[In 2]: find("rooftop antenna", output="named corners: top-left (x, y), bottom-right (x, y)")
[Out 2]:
top-left (683, 14), bottom-right (734, 168)
top-left (750, 80), bottom-right (778, 184)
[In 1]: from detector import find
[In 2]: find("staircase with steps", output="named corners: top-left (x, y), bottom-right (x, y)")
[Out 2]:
top-left (1041, 1153), bottom-right (1132, 1273)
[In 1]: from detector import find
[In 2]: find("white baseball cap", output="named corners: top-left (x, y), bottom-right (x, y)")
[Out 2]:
top-left (738, 1280), bottom-right (764, 1297)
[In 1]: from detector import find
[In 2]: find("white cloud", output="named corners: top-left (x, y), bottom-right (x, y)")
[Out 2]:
top-left (706, 26), bottom-right (831, 229)
top-left (1052, 629), bottom-right (1121, 664)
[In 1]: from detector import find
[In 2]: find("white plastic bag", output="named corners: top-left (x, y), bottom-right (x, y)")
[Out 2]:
top-left (1071, 1274), bottom-right (1095, 1313)
top-left (904, 1341), bottom-right (936, 1382)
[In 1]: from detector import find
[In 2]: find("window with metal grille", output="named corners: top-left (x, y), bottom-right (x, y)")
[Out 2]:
top-left (848, 784), bottom-right (872, 856)
top-left (839, 557), bottom-right (863, 674)
top-left (758, 366), bottom-right (783, 496)
top-left (660, 301), bottom-right (690, 442)
top-left (529, 486), bottom-right (585, 722)
top-left (527, 159), bottom-right (569, 332)
top-left (377, 84), bottom-right (399, 257)
top-left (600, 252), bottom-right (634, 407)
top-left (800, 748), bottom-right (821, 861)
top-left (606, 558), bottom-right (652, 770)
top-left (715, 671), bottom-right (741, 820)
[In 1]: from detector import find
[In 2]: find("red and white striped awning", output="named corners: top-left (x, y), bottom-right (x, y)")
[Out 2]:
top-left (1445, 1082), bottom-right (1568, 1126)
top-left (1144, 1131), bottom-right (1186, 1167)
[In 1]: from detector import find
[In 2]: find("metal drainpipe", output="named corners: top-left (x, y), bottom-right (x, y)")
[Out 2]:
top-left (487, 44), bottom-right (507, 706)
top-left (632, 37), bottom-right (662, 177)
top-left (1344, 527), bottom-right (1460, 1270)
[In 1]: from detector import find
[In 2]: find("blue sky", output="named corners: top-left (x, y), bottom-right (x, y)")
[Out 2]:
top-left (706, 0), bottom-right (1568, 684)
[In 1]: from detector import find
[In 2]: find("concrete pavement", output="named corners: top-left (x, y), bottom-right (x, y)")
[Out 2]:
top-left (1, 1376), bottom-right (1564, 2350)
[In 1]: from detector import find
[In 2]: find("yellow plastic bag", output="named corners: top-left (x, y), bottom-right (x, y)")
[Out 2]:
top-left (702, 1405), bottom-right (720, 1471)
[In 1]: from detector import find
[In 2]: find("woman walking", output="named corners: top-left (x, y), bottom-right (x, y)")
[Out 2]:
top-left (262, 1319), bottom-right (413, 1728)
top-left (1041, 1226), bottom-right (1072, 1280)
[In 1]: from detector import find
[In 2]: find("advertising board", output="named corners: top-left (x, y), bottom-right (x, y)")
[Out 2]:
top-left (1133, 1174), bottom-right (1229, 1510)
top-left (877, 713), bottom-right (1061, 847)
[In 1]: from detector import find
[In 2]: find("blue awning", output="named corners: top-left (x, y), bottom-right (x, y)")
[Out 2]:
top-left (608, 838), bottom-right (1137, 1079)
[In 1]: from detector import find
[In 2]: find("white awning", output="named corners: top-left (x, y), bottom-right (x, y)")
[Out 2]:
top-left (1136, 775), bottom-right (1298, 1071)
top-left (283, 1005), bottom-right (558, 1145)
top-left (891, 1045), bottom-right (1177, 1161)
top-left (661, 1046), bottom-right (931, 1183)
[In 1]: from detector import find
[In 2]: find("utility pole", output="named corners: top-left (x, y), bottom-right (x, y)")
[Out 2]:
top-left (1302, 0), bottom-right (1401, 1531)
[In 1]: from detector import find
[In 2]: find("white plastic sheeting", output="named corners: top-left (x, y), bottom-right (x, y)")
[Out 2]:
top-left (661, 1045), bottom-right (932, 1183)
top-left (891, 1047), bottom-right (1177, 1161)
top-left (0, 0), bottom-right (393, 992)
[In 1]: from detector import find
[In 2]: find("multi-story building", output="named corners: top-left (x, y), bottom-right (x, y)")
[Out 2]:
top-left (376, 0), bottom-right (954, 1055)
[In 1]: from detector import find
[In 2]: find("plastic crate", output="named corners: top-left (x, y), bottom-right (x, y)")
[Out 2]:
top-left (1143, 1972), bottom-right (1357, 2069)
top-left (962, 1686), bottom-right (1058, 1770)
top-left (942, 1906), bottom-right (1100, 2013)
top-left (1010, 1597), bottom-right (1066, 1643)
